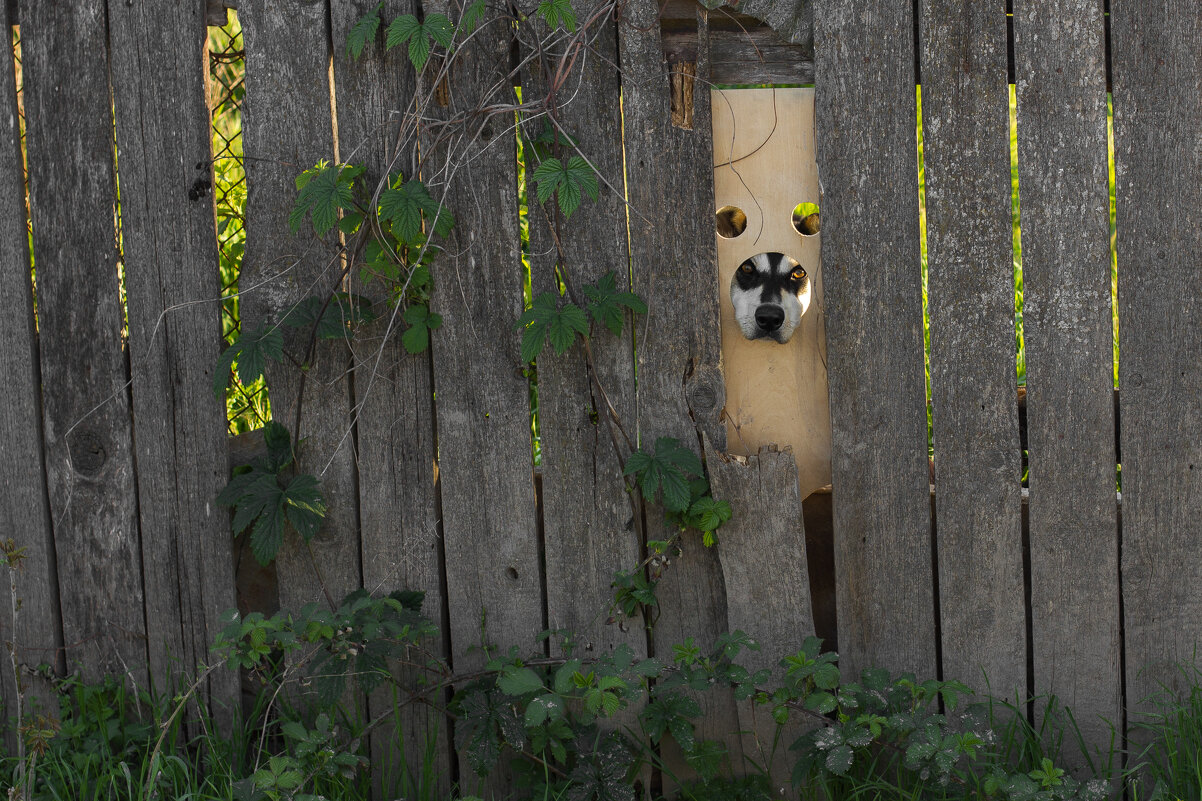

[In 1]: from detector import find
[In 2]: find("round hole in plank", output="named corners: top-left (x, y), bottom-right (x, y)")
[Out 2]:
top-left (716, 206), bottom-right (748, 239)
top-left (792, 202), bottom-right (820, 237)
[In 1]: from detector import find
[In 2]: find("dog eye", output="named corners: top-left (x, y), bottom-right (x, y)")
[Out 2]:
top-left (791, 267), bottom-right (807, 280)
top-left (739, 262), bottom-right (754, 274)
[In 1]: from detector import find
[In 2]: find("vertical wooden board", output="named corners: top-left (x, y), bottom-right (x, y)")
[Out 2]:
top-left (1111, 2), bottom-right (1202, 710)
top-left (107, 0), bottom-right (239, 718)
top-left (329, 0), bottom-right (450, 794)
top-left (712, 88), bottom-right (831, 500)
top-left (519, 3), bottom-right (643, 658)
top-left (918, 1), bottom-right (1025, 696)
top-left (618, 0), bottom-right (740, 765)
top-left (240, 0), bottom-right (362, 614)
top-left (419, 0), bottom-right (541, 670)
top-left (23, 0), bottom-right (147, 684)
top-left (706, 441), bottom-right (813, 777)
top-left (0, 0), bottom-right (58, 746)
top-left (1012, 0), bottom-right (1120, 759)
top-left (814, 0), bottom-right (937, 679)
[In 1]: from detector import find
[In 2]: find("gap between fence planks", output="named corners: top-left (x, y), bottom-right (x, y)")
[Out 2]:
top-left (328, 0), bottom-right (453, 794)
top-left (22, 0), bottom-right (148, 686)
top-left (1112, 2), bottom-right (1202, 719)
top-left (815, 0), bottom-right (937, 681)
top-left (0, 0), bottom-right (57, 752)
top-left (108, 0), bottom-right (240, 729)
top-left (919, 0), bottom-right (1026, 699)
top-left (1012, 0), bottom-right (1120, 766)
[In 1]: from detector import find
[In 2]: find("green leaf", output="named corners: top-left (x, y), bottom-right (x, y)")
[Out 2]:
top-left (214, 323), bottom-right (284, 398)
top-left (537, 0), bottom-right (577, 31)
top-left (385, 14), bottom-right (421, 51)
top-left (516, 292), bottom-right (588, 361)
top-left (825, 744), bottom-right (854, 775)
top-left (622, 437), bottom-right (702, 514)
top-left (379, 179), bottom-right (454, 244)
top-left (262, 421), bottom-right (294, 471)
top-left (804, 691), bottom-right (837, 715)
top-left (281, 293), bottom-right (376, 340)
top-left (582, 272), bottom-right (647, 335)
top-left (424, 13), bottom-right (454, 47)
top-left (460, 0), bottom-right (487, 34)
top-left (291, 162), bottom-right (357, 236)
top-left (385, 13), bottom-right (454, 70)
top-left (531, 156), bottom-right (598, 218)
top-left (401, 303), bottom-right (438, 354)
top-left (282, 473), bottom-right (326, 542)
top-left (346, 2), bottom-right (383, 60)
top-left (498, 666), bottom-right (543, 696)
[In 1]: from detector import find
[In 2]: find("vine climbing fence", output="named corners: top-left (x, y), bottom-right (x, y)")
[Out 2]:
top-left (0, 0), bottom-right (1201, 796)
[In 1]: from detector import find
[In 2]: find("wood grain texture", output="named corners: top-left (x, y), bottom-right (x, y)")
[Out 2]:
top-left (0, 0), bottom-right (58, 747)
top-left (420, 0), bottom-right (541, 672)
top-left (662, 28), bottom-right (814, 86)
top-left (814, 0), bottom-right (937, 679)
top-left (618, 0), bottom-right (740, 771)
top-left (519, 0), bottom-right (644, 660)
top-left (1111, 1), bottom-right (1202, 711)
top-left (240, 0), bottom-right (362, 615)
top-left (1011, 0), bottom-right (1120, 759)
top-left (23, 0), bottom-right (147, 684)
top-left (107, 0), bottom-right (239, 722)
top-left (329, 0), bottom-right (451, 793)
top-left (919, 0), bottom-right (1025, 696)
top-left (706, 441), bottom-right (813, 777)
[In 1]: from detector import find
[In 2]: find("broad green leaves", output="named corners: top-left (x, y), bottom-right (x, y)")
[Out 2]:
top-left (214, 322), bottom-right (283, 399)
top-left (518, 292), bottom-right (589, 362)
top-left (386, 13), bottom-right (454, 70)
top-left (623, 437), bottom-right (701, 514)
top-left (401, 303), bottom-right (443, 354)
top-left (582, 272), bottom-right (647, 335)
top-left (290, 162), bottom-right (363, 236)
top-left (516, 272), bottom-right (647, 362)
top-left (379, 178), bottom-right (454, 245)
top-left (537, 0), bottom-right (577, 32)
top-left (217, 424), bottom-right (327, 565)
top-left (346, 2), bottom-right (383, 59)
top-left (533, 155), bottom-right (598, 218)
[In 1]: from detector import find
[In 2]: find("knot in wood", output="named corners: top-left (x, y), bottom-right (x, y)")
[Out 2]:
top-left (684, 365), bottom-right (724, 420)
top-left (68, 429), bottom-right (107, 475)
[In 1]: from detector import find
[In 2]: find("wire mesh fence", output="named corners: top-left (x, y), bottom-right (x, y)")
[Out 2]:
top-left (209, 11), bottom-right (269, 435)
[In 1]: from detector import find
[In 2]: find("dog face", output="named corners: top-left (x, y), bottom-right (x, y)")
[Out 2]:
top-left (729, 252), bottom-right (811, 344)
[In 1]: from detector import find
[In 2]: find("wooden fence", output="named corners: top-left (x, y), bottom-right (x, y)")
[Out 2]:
top-left (1, 0), bottom-right (1201, 794)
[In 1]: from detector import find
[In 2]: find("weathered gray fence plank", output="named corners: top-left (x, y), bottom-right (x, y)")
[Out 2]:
top-left (417, 0), bottom-right (543, 791)
top-left (107, 0), bottom-right (239, 720)
top-left (22, 0), bottom-right (147, 684)
top-left (0, 0), bottom-right (58, 748)
top-left (918, 1), bottom-right (1025, 696)
top-left (1012, 0), bottom-right (1120, 759)
top-left (519, 0), bottom-right (643, 661)
top-left (329, 0), bottom-right (451, 794)
top-left (814, 0), bottom-right (937, 679)
top-left (706, 442), bottom-right (813, 777)
top-left (619, 0), bottom-right (740, 773)
top-left (240, 0), bottom-right (362, 615)
top-left (1111, 2), bottom-right (1202, 711)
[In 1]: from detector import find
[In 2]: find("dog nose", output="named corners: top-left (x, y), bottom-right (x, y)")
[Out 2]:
top-left (754, 305), bottom-right (784, 332)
